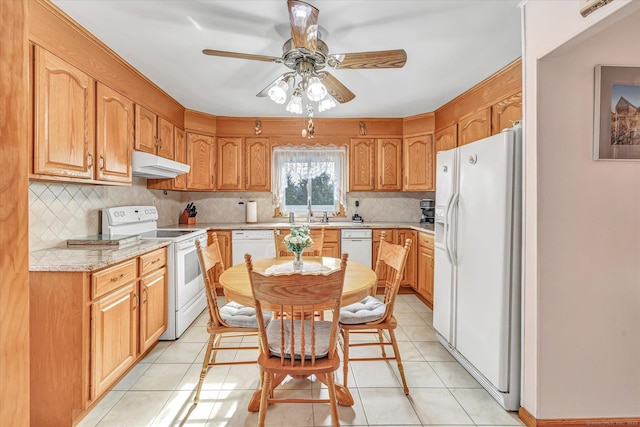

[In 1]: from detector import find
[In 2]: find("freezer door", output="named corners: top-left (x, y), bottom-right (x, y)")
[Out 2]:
top-left (454, 131), bottom-right (516, 392)
top-left (433, 148), bottom-right (457, 342)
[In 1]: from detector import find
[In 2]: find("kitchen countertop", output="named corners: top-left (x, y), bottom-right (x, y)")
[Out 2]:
top-left (165, 222), bottom-right (435, 234)
top-left (29, 240), bottom-right (171, 272)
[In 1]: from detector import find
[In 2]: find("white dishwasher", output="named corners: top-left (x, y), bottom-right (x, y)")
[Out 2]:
top-left (232, 229), bottom-right (276, 266)
top-left (340, 229), bottom-right (372, 268)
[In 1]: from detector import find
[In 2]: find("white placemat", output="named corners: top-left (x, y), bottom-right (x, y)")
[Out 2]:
top-left (264, 261), bottom-right (331, 276)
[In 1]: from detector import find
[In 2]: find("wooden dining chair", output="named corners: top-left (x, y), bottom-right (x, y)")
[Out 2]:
top-left (192, 234), bottom-right (273, 406)
top-left (274, 227), bottom-right (325, 256)
top-left (338, 231), bottom-right (412, 394)
top-left (245, 253), bottom-right (348, 427)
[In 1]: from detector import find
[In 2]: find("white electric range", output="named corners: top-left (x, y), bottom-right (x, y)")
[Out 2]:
top-left (102, 206), bottom-right (208, 340)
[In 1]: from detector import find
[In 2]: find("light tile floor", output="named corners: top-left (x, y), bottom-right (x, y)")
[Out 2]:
top-left (79, 294), bottom-right (524, 427)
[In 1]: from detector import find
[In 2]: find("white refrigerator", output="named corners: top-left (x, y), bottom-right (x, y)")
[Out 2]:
top-left (433, 127), bottom-right (522, 411)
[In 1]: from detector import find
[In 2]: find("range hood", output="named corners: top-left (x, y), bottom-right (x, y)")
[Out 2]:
top-left (132, 151), bottom-right (190, 179)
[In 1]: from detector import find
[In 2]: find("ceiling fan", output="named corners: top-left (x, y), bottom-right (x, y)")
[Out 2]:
top-left (202, 0), bottom-right (407, 114)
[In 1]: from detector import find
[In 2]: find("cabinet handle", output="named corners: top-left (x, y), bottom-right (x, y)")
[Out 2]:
top-left (99, 155), bottom-right (104, 170)
top-left (87, 153), bottom-right (94, 167)
top-left (154, 136), bottom-right (160, 146)
top-left (110, 273), bottom-right (125, 282)
top-left (132, 293), bottom-right (138, 309)
top-left (151, 258), bottom-right (161, 264)
top-left (379, 176), bottom-right (382, 185)
top-left (158, 138), bottom-right (163, 148)
top-left (142, 287), bottom-right (148, 303)
top-left (405, 176), bottom-right (407, 185)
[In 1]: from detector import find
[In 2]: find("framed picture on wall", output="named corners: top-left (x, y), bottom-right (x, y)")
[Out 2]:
top-left (593, 65), bottom-right (640, 161)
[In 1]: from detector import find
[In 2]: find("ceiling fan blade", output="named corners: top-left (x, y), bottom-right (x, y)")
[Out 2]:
top-left (287, 0), bottom-right (319, 52)
top-left (202, 49), bottom-right (281, 63)
top-left (319, 72), bottom-right (355, 104)
top-left (329, 49), bottom-right (407, 69)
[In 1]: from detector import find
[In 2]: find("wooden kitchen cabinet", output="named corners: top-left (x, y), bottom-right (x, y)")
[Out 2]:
top-left (491, 92), bottom-right (522, 135)
top-left (135, 105), bottom-right (175, 160)
top-left (91, 280), bottom-right (138, 399)
top-left (208, 230), bottom-right (232, 292)
top-left (321, 229), bottom-right (340, 258)
top-left (217, 137), bottom-right (243, 190)
top-left (216, 137), bottom-right (271, 192)
top-left (377, 138), bottom-right (403, 191)
top-left (245, 137), bottom-right (271, 191)
top-left (139, 248), bottom-right (168, 353)
top-left (96, 83), bottom-right (134, 184)
top-left (372, 229), bottom-right (396, 288)
top-left (30, 247), bottom-right (168, 426)
top-left (416, 232), bottom-right (435, 308)
top-left (435, 123), bottom-right (457, 153)
top-left (349, 138), bottom-right (376, 191)
top-left (458, 107), bottom-right (491, 146)
top-left (187, 132), bottom-right (216, 190)
top-left (403, 134), bottom-right (434, 191)
top-left (32, 46), bottom-right (95, 180)
top-left (173, 128), bottom-right (187, 189)
top-left (397, 229), bottom-right (417, 288)
top-left (350, 138), bottom-right (403, 191)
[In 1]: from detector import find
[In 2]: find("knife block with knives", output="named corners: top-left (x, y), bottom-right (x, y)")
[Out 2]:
top-left (179, 203), bottom-right (197, 225)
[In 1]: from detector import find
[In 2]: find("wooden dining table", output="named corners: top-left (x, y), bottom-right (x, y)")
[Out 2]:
top-left (219, 255), bottom-right (378, 411)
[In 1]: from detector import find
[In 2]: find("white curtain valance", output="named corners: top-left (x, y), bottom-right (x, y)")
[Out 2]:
top-left (272, 144), bottom-right (347, 210)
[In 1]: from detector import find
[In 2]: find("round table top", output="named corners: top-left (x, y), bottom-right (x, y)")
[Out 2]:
top-left (219, 256), bottom-right (377, 308)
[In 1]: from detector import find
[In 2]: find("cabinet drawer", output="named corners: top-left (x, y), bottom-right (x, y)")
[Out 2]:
top-left (139, 248), bottom-right (167, 275)
top-left (418, 232), bottom-right (434, 249)
top-left (323, 229), bottom-right (340, 243)
top-left (92, 258), bottom-right (138, 299)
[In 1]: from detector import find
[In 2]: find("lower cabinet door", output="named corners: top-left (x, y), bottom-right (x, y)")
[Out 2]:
top-left (140, 267), bottom-right (168, 353)
top-left (91, 282), bottom-right (138, 399)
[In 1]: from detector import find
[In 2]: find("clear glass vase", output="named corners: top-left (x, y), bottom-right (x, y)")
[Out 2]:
top-left (293, 251), bottom-right (303, 271)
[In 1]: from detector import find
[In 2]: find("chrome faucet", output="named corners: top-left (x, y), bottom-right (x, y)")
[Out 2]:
top-left (307, 197), bottom-right (312, 223)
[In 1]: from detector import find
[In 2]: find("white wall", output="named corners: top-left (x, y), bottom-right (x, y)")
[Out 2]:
top-left (522, 0), bottom-right (640, 418)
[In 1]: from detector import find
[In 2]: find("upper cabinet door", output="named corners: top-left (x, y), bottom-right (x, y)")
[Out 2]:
top-left (435, 123), bottom-right (457, 153)
top-left (217, 137), bottom-right (243, 191)
top-left (33, 47), bottom-right (95, 179)
top-left (186, 133), bottom-right (215, 190)
top-left (349, 138), bottom-right (375, 191)
top-left (245, 137), bottom-right (271, 191)
top-left (95, 83), bottom-right (133, 183)
top-left (173, 128), bottom-right (186, 189)
top-left (458, 108), bottom-right (491, 146)
top-left (403, 134), bottom-right (434, 191)
top-left (491, 92), bottom-right (522, 135)
top-left (134, 105), bottom-right (157, 154)
top-left (377, 138), bottom-right (402, 191)
top-left (156, 117), bottom-right (175, 160)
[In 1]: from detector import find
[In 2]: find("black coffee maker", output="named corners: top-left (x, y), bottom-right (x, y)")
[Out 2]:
top-left (420, 199), bottom-right (435, 224)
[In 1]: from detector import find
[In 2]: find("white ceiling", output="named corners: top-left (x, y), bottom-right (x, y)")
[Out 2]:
top-left (52, 0), bottom-right (522, 119)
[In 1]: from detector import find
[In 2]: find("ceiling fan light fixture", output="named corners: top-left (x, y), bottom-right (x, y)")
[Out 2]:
top-left (285, 90), bottom-right (303, 114)
top-left (318, 94), bottom-right (336, 112)
top-left (306, 76), bottom-right (327, 101)
top-left (268, 78), bottom-right (290, 104)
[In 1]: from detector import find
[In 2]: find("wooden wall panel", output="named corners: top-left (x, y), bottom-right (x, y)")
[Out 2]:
top-left (0, 1), bottom-right (30, 425)
top-left (216, 117), bottom-right (403, 138)
top-left (28, 0), bottom-right (184, 127)
top-left (435, 58), bottom-right (522, 131)
top-left (402, 112), bottom-right (435, 137)
top-left (184, 109), bottom-right (217, 135)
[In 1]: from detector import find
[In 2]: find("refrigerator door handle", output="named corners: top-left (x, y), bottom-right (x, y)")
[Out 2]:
top-left (442, 193), bottom-right (454, 264)
top-left (447, 192), bottom-right (459, 266)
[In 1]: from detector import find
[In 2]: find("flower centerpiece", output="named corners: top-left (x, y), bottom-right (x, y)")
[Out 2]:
top-left (284, 225), bottom-right (313, 270)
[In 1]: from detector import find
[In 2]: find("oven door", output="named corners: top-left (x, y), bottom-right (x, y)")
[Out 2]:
top-left (174, 233), bottom-right (208, 310)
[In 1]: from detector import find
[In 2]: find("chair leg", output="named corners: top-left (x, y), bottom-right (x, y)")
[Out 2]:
top-left (341, 329), bottom-right (350, 388)
top-left (210, 333), bottom-right (223, 365)
top-left (194, 334), bottom-right (214, 404)
top-left (258, 371), bottom-right (271, 427)
top-left (377, 329), bottom-right (387, 358)
top-left (388, 329), bottom-right (409, 394)
top-left (326, 373), bottom-right (341, 427)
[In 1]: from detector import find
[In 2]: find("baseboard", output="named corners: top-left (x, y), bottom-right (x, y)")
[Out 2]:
top-left (519, 406), bottom-right (640, 426)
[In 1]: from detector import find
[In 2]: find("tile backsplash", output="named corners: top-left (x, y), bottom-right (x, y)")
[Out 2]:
top-left (29, 178), bottom-right (433, 251)
top-left (29, 178), bottom-right (182, 251)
